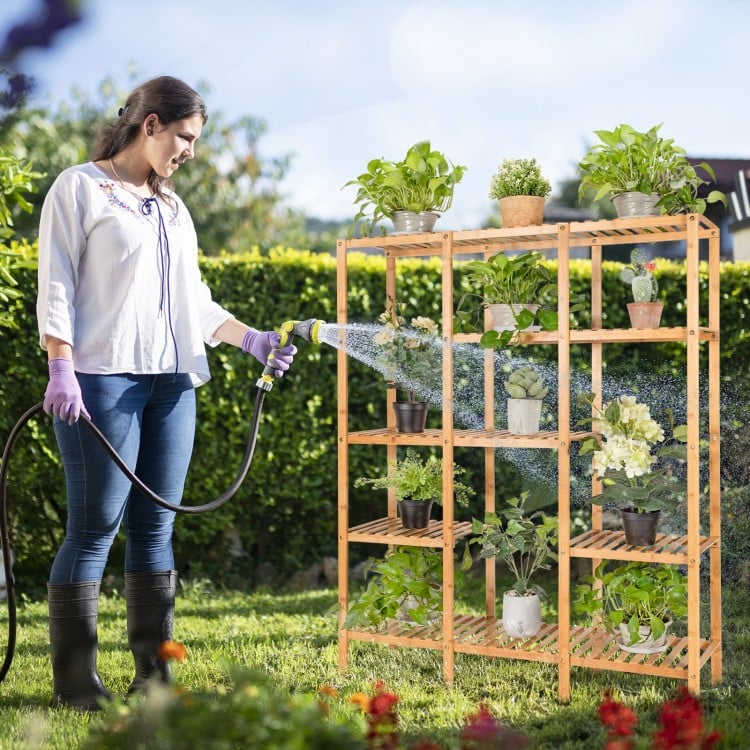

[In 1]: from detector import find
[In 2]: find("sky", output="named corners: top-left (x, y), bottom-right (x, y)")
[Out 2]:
top-left (2, 0), bottom-right (749, 231)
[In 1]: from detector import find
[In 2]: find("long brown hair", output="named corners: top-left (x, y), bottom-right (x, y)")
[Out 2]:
top-left (91, 76), bottom-right (208, 203)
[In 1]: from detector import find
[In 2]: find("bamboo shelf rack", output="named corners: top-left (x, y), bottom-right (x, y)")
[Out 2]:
top-left (336, 214), bottom-right (722, 701)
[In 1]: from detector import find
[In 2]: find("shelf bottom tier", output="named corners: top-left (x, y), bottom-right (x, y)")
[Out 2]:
top-left (343, 616), bottom-right (719, 680)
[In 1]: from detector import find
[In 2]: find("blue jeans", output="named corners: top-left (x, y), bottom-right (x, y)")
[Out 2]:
top-left (49, 373), bottom-right (196, 584)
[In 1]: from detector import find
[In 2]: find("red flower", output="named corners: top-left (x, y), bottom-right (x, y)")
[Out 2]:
top-left (652, 686), bottom-right (721, 750)
top-left (459, 703), bottom-right (530, 749)
top-left (364, 682), bottom-right (400, 750)
top-left (598, 691), bottom-right (637, 750)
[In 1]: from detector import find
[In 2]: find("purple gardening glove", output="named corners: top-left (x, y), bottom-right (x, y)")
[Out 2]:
top-left (241, 329), bottom-right (297, 377)
top-left (43, 358), bottom-right (89, 424)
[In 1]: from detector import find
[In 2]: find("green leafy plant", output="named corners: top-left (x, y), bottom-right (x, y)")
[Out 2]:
top-left (342, 140), bottom-right (467, 236)
top-left (84, 664), bottom-right (365, 749)
top-left (620, 246), bottom-right (659, 302)
top-left (455, 250), bottom-right (559, 347)
top-left (573, 559), bottom-right (688, 646)
top-left (0, 149), bottom-right (42, 329)
top-left (354, 448), bottom-right (474, 508)
top-left (577, 122), bottom-right (727, 215)
top-left (373, 298), bottom-right (441, 403)
top-left (488, 157), bottom-right (551, 199)
top-left (504, 365), bottom-right (549, 400)
top-left (577, 392), bottom-right (688, 514)
top-left (462, 490), bottom-right (558, 596)
top-left (343, 546), bottom-right (462, 629)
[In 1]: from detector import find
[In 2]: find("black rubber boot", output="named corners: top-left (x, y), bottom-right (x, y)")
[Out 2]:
top-left (124, 570), bottom-right (177, 694)
top-left (48, 581), bottom-right (112, 711)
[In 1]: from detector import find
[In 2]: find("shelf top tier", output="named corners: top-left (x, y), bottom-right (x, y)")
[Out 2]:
top-left (338, 214), bottom-right (719, 257)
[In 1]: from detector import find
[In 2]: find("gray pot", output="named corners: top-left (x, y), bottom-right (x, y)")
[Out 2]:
top-left (611, 192), bottom-right (661, 218)
top-left (391, 211), bottom-right (439, 233)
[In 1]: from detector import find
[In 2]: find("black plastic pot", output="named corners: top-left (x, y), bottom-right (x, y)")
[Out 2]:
top-left (393, 401), bottom-right (429, 433)
top-left (619, 508), bottom-right (661, 546)
top-left (399, 499), bottom-right (434, 529)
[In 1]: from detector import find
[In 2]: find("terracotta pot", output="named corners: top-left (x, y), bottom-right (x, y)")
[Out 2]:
top-left (398, 499), bottom-right (434, 529)
top-left (393, 401), bottom-right (429, 433)
top-left (502, 590), bottom-right (542, 638)
top-left (627, 301), bottom-right (663, 329)
top-left (612, 192), bottom-right (661, 218)
top-left (619, 508), bottom-right (661, 546)
top-left (498, 195), bottom-right (545, 228)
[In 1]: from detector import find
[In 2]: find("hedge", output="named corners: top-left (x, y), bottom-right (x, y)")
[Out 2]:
top-left (1, 245), bottom-right (749, 593)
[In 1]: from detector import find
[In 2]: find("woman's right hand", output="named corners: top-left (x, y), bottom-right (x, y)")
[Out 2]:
top-left (43, 358), bottom-right (89, 424)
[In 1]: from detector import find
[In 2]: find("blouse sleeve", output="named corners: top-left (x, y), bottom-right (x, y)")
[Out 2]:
top-left (179, 204), bottom-right (234, 346)
top-left (36, 170), bottom-right (87, 350)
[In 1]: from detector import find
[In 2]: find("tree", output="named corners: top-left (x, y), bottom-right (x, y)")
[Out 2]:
top-left (0, 73), bottom-right (296, 254)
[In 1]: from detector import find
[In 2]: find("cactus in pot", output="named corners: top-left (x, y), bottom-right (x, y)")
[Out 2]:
top-left (620, 247), bottom-right (658, 302)
top-left (620, 247), bottom-right (663, 328)
top-left (503, 365), bottom-right (548, 434)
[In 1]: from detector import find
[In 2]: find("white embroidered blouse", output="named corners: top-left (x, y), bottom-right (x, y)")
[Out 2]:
top-left (37, 162), bottom-right (233, 386)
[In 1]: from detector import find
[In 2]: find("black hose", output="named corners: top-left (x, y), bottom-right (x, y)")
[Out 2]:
top-left (0, 385), bottom-right (268, 684)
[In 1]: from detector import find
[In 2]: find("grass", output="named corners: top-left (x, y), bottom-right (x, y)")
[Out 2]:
top-left (0, 575), bottom-right (748, 749)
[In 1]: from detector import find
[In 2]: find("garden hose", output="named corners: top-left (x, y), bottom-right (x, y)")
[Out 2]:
top-left (0, 385), bottom-right (266, 686)
top-left (0, 317), bottom-right (326, 686)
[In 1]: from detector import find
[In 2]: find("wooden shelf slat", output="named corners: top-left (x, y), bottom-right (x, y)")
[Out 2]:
top-left (344, 615), bottom-right (718, 679)
top-left (348, 518), bottom-right (473, 546)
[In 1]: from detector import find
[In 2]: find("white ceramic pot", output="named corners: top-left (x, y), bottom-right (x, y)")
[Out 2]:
top-left (488, 303), bottom-right (540, 332)
top-left (617, 619), bottom-right (672, 653)
top-left (507, 398), bottom-right (542, 435)
top-left (502, 590), bottom-right (542, 638)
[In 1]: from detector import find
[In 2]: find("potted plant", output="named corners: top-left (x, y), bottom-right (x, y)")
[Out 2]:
top-left (573, 559), bottom-right (688, 652)
top-left (373, 298), bottom-right (441, 433)
top-left (343, 140), bottom-right (467, 236)
top-left (462, 490), bottom-right (558, 638)
top-left (343, 546), bottom-right (463, 630)
top-left (488, 157), bottom-right (551, 228)
top-left (619, 246), bottom-right (663, 328)
top-left (577, 122), bottom-right (726, 217)
top-left (503, 364), bottom-right (549, 435)
top-left (455, 250), bottom-right (558, 349)
top-left (354, 448), bottom-right (475, 529)
top-left (577, 392), bottom-right (688, 546)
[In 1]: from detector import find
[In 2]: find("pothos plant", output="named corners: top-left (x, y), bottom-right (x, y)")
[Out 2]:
top-left (573, 559), bottom-right (688, 646)
top-left (342, 140), bottom-right (467, 236)
top-left (343, 546), bottom-right (464, 630)
top-left (454, 250), bottom-right (559, 347)
top-left (577, 122), bottom-right (726, 215)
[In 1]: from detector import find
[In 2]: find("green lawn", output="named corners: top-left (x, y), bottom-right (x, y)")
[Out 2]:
top-left (0, 577), bottom-right (747, 749)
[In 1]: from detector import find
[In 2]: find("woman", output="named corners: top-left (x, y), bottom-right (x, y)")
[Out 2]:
top-left (36, 76), bottom-right (295, 711)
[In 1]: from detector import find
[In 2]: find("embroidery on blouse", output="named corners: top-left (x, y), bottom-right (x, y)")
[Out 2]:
top-left (100, 181), bottom-right (140, 218)
top-left (99, 181), bottom-right (181, 226)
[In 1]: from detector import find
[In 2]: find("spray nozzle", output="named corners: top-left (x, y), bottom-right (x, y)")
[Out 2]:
top-left (256, 318), bottom-right (326, 391)
top-left (278, 318), bottom-right (325, 346)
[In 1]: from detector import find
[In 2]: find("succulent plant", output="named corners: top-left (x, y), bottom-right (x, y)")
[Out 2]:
top-left (503, 366), bottom-right (548, 400)
top-left (619, 247), bottom-right (658, 302)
